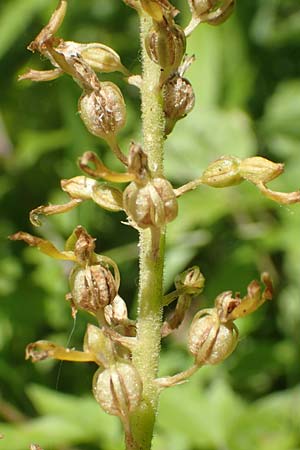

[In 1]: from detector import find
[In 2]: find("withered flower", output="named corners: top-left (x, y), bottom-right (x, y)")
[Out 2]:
top-left (162, 266), bottom-right (205, 337)
top-left (200, 155), bottom-right (300, 204)
top-left (185, 0), bottom-right (235, 36)
top-left (10, 226), bottom-right (120, 318)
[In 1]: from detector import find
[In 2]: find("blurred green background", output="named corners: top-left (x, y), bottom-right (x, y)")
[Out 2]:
top-left (1, 0), bottom-right (300, 449)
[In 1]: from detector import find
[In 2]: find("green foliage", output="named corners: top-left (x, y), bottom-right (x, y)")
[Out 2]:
top-left (1, 0), bottom-right (300, 449)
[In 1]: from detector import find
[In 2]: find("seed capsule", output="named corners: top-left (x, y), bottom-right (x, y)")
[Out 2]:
top-left (93, 363), bottom-right (142, 417)
top-left (201, 156), bottom-right (242, 188)
top-left (123, 178), bottom-right (178, 228)
top-left (69, 264), bottom-right (117, 314)
top-left (188, 312), bottom-right (238, 365)
top-left (163, 75), bottom-right (195, 134)
top-left (78, 82), bottom-right (126, 141)
top-left (145, 22), bottom-right (186, 74)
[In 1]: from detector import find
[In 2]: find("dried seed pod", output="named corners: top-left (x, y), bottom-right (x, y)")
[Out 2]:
top-left (123, 178), bottom-right (178, 228)
top-left (239, 156), bottom-right (284, 185)
top-left (163, 75), bottom-right (195, 134)
top-left (188, 312), bottom-right (238, 365)
top-left (69, 263), bottom-right (117, 314)
top-left (78, 82), bottom-right (126, 141)
top-left (93, 363), bottom-right (142, 416)
top-left (201, 156), bottom-right (242, 188)
top-left (145, 22), bottom-right (186, 75)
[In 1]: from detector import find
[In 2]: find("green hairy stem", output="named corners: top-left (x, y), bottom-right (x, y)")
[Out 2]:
top-left (129, 14), bottom-right (166, 450)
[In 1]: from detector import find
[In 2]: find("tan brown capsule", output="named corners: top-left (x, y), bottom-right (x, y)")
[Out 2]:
top-left (163, 75), bottom-right (195, 134)
top-left (188, 312), bottom-right (238, 365)
top-left (78, 81), bottom-right (126, 141)
top-left (69, 264), bottom-right (117, 314)
top-left (123, 178), bottom-right (178, 228)
top-left (93, 363), bottom-right (142, 417)
top-left (145, 22), bottom-right (186, 74)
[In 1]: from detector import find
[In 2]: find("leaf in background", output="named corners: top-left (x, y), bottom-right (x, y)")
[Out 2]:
top-left (230, 387), bottom-right (300, 450)
top-left (260, 80), bottom-right (300, 158)
top-left (13, 129), bottom-right (70, 170)
top-left (157, 375), bottom-right (245, 449)
top-left (251, 0), bottom-right (300, 47)
top-left (0, 416), bottom-right (86, 450)
top-left (25, 384), bottom-right (122, 447)
top-left (0, 0), bottom-right (46, 60)
top-left (186, 18), bottom-right (254, 109)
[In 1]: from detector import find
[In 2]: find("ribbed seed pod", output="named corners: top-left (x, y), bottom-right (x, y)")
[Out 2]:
top-left (93, 363), bottom-right (142, 416)
top-left (188, 313), bottom-right (238, 365)
top-left (145, 22), bottom-right (186, 74)
top-left (123, 178), bottom-right (178, 228)
top-left (69, 264), bottom-right (117, 314)
top-left (201, 156), bottom-right (242, 188)
top-left (78, 81), bottom-right (126, 141)
top-left (163, 75), bottom-right (195, 134)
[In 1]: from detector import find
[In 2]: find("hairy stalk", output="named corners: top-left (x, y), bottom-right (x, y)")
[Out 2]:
top-left (129, 13), bottom-right (166, 450)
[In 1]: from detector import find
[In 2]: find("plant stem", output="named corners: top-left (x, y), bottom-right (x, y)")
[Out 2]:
top-left (129, 12), bottom-right (166, 450)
